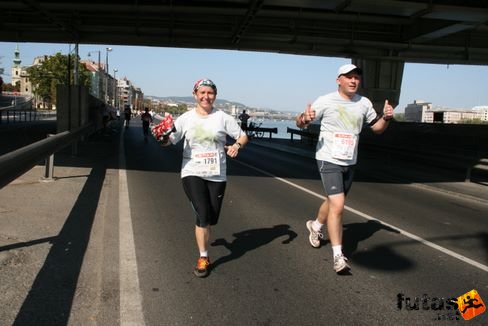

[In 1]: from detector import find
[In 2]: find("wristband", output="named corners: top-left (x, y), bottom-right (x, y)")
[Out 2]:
top-left (382, 115), bottom-right (392, 121)
top-left (235, 142), bottom-right (242, 149)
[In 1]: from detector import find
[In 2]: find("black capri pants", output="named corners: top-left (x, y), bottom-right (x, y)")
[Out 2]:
top-left (182, 176), bottom-right (227, 227)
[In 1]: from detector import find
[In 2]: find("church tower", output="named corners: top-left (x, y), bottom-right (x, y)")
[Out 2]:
top-left (11, 45), bottom-right (22, 87)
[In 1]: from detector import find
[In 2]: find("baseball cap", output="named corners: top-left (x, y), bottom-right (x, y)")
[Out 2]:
top-left (337, 64), bottom-right (362, 77)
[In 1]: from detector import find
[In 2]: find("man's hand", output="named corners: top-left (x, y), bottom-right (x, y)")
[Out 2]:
top-left (303, 104), bottom-right (316, 123)
top-left (383, 99), bottom-right (394, 121)
top-left (297, 104), bottom-right (316, 127)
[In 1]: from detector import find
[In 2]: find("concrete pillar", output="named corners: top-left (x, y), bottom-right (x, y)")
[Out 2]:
top-left (56, 85), bottom-right (90, 132)
top-left (352, 58), bottom-right (404, 113)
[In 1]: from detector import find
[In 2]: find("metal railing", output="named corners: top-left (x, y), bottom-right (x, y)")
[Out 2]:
top-left (0, 97), bottom-right (55, 124)
top-left (0, 109), bottom-right (56, 124)
top-left (0, 122), bottom-right (95, 189)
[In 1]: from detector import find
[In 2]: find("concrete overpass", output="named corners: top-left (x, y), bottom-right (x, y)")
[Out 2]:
top-left (1, 0), bottom-right (488, 109)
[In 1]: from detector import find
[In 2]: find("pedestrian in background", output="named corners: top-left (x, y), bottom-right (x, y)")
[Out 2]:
top-left (160, 78), bottom-right (248, 277)
top-left (238, 109), bottom-right (250, 131)
top-left (141, 107), bottom-right (153, 143)
top-left (296, 63), bottom-right (394, 274)
top-left (124, 105), bottom-right (131, 128)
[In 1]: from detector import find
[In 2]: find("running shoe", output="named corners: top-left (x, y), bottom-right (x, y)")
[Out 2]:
top-left (333, 254), bottom-right (350, 273)
top-left (306, 220), bottom-right (323, 248)
top-left (194, 257), bottom-right (210, 278)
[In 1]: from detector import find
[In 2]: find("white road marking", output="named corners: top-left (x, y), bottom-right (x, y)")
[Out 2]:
top-left (119, 130), bottom-right (146, 325)
top-left (235, 160), bottom-right (488, 273)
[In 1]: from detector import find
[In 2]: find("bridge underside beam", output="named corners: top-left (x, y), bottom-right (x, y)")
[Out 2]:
top-left (353, 59), bottom-right (405, 113)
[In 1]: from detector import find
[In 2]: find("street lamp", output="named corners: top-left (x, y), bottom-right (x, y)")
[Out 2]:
top-left (113, 68), bottom-right (118, 108)
top-left (102, 48), bottom-right (113, 103)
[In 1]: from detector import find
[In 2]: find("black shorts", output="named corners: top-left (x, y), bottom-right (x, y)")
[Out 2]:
top-left (182, 176), bottom-right (227, 227)
top-left (317, 160), bottom-right (355, 196)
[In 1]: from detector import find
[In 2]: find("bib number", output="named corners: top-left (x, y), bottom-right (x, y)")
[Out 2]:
top-left (331, 132), bottom-right (356, 160)
top-left (192, 149), bottom-right (220, 177)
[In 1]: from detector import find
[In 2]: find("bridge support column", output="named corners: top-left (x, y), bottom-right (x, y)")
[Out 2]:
top-left (352, 58), bottom-right (404, 112)
top-left (56, 85), bottom-right (90, 133)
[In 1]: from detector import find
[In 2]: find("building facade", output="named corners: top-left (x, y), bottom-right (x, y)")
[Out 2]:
top-left (404, 100), bottom-right (484, 124)
top-left (404, 100), bottom-right (433, 122)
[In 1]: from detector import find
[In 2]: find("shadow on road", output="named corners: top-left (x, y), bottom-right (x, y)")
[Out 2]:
top-left (12, 154), bottom-right (109, 325)
top-left (332, 220), bottom-right (415, 272)
top-left (210, 224), bottom-right (297, 271)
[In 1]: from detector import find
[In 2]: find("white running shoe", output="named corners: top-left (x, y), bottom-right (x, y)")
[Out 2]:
top-left (306, 220), bottom-right (323, 248)
top-left (333, 254), bottom-right (350, 273)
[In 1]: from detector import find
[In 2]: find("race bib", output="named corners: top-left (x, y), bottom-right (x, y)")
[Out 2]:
top-left (191, 149), bottom-right (220, 177)
top-left (331, 132), bottom-right (357, 160)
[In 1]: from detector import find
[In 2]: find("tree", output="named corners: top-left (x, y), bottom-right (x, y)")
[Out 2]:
top-left (27, 53), bottom-right (91, 109)
top-left (1, 82), bottom-right (17, 92)
top-left (394, 113), bottom-right (405, 121)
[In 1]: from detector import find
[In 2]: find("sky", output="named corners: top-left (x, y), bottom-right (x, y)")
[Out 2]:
top-left (1, 41), bottom-right (487, 113)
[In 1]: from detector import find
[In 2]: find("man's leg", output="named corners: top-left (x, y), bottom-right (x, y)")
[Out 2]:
top-left (326, 193), bottom-right (350, 273)
top-left (325, 193), bottom-right (345, 246)
top-left (316, 198), bottom-right (329, 224)
top-left (306, 199), bottom-right (328, 248)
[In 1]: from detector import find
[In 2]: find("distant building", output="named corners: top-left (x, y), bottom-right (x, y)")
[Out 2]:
top-left (9, 47), bottom-right (50, 107)
top-left (472, 106), bottom-right (488, 122)
top-left (81, 59), bottom-right (103, 99)
top-left (11, 45), bottom-right (22, 88)
top-left (404, 100), bottom-right (433, 122)
top-left (118, 77), bottom-right (144, 111)
top-left (404, 100), bottom-right (484, 124)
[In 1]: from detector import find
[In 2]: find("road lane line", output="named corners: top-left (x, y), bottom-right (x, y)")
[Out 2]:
top-left (234, 160), bottom-right (488, 273)
top-left (119, 129), bottom-right (146, 325)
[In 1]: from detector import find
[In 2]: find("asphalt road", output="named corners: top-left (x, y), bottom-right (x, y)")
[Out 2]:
top-left (112, 123), bottom-right (488, 325)
top-left (1, 120), bottom-right (486, 325)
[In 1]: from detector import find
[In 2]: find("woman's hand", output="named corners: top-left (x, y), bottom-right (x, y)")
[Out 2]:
top-left (225, 143), bottom-right (240, 158)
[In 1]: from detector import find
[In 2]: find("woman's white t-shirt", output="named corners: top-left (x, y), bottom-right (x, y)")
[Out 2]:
top-left (169, 108), bottom-right (244, 182)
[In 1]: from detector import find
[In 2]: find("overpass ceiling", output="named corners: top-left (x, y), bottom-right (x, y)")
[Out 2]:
top-left (1, 0), bottom-right (488, 65)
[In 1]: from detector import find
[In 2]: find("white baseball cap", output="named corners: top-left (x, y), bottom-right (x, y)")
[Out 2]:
top-left (337, 64), bottom-right (362, 77)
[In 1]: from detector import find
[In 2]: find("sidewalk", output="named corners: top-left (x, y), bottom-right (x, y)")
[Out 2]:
top-left (250, 138), bottom-right (488, 204)
top-left (0, 124), bottom-right (121, 325)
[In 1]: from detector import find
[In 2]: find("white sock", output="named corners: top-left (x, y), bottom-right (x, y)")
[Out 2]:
top-left (200, 251), bottom-right (208, 257)
top-left (312, 220), bottom-right (323, 232)
top-left (332, 245), bottom-right (342, 257)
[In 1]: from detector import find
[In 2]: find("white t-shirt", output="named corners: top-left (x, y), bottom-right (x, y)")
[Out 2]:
top-left (169, 108), bottom-right (244, 181)
top-left (311, 91), bottom-right (378, 166)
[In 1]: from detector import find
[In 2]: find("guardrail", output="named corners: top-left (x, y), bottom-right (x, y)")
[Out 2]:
top-left (247, 126), bottom-right (278, 139)
top-left (286, 127), bottom-right (486, 183)
top-left (0, 123), bottom-right (95, 189)
top-left (0, 109), bottom-right (55, 124)
top-left (0, 95), bottom-right (33, 111)
top-left (359, 141), bottom-right (487, 183)
top-left (286, 127), bottom-right (318, 145)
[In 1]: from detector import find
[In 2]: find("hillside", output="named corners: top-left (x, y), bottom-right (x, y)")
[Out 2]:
top-left (147, 95), bottom-right (247, 109)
